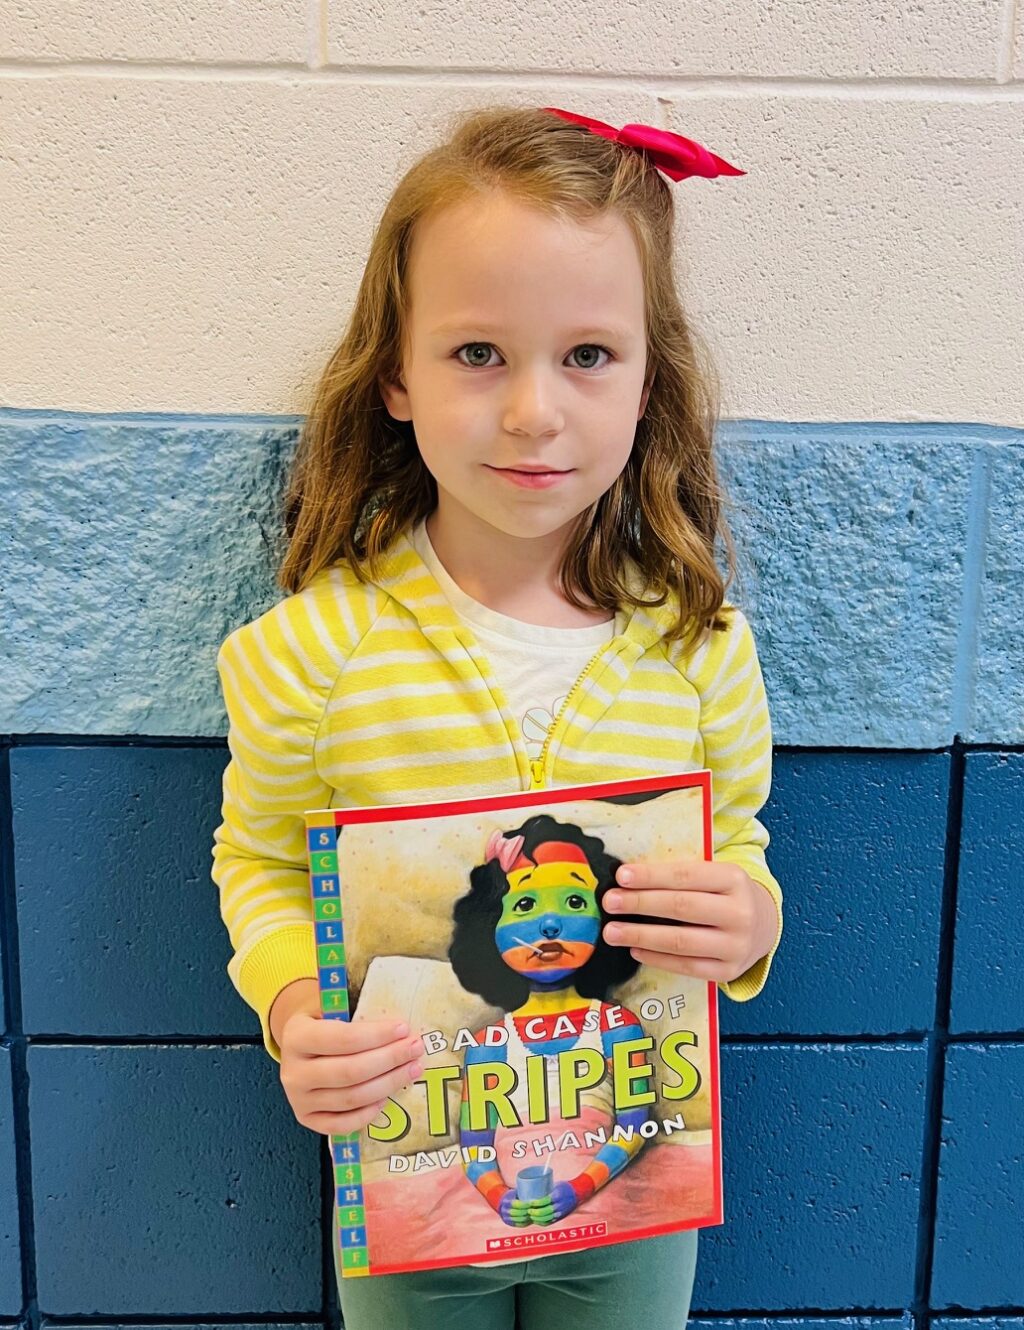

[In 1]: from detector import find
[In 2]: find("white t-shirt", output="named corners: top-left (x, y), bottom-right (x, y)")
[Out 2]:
top-left (411, 522), bottom-right (614, 758)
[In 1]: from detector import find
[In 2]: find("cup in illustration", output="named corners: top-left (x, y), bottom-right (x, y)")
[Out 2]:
top-left (515, 1165), bottom-right (554, 1201)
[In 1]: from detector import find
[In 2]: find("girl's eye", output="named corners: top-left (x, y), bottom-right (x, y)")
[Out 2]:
top-left (568, 345), bottom-right (611, 371)
top-left (455, 343), bottom-right (612, 370)
top-left (567, 894), bottom-right (588, 910)
top-left (456, 342), bottom-right (499, 368)
top-left (512, 896), bottom-right (535, 914)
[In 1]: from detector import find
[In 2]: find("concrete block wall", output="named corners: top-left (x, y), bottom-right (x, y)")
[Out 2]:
top-left (2, 744), bottom-right (1023, 1318)
top-left (1, 2), bottom-right (1022, 1326)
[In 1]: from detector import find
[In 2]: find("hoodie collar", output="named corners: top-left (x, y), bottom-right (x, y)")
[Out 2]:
top-left (371, 529), bottom-right (679, 652)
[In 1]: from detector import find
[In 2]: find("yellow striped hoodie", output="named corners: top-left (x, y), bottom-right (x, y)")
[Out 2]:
top-left (212, 532), bottom-right (783, 1061)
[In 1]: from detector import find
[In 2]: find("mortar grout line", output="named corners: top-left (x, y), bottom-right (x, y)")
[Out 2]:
top-left (24, 1311), bottom-right (1024, 1324)
top-left (8, 737), bottom-right (1024, 757)
top-left (3, 409), bottom-right (1022, 444)
top-left (307, 0), bottom-right (327, 70)
top-left (910, 742), bottom-right (966, 1315)
top-left (0, 60), bottom-right (1022, 98)
top-left (998, 0), bottom-right (1021, 81)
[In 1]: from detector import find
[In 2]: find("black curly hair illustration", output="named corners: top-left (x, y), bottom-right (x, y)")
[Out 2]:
top-left (448, 814), bottom-right (640, 1009)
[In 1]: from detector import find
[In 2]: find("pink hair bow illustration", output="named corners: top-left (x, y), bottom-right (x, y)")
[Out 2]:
top-left (543, 107), bottom-right (744, 181)
top-left (485, 830), bottom-right (526, 873)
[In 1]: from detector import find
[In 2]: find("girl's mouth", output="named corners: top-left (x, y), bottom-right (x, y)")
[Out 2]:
top-left (486, 465), bottom-right (571, 490)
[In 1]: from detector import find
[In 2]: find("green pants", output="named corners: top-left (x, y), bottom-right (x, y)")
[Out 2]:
top-left (336, 1228), bottom-right (698, 1330)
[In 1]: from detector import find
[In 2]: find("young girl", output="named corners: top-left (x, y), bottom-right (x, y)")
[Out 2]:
top-left (212, 104), bottom-right (783, 1330)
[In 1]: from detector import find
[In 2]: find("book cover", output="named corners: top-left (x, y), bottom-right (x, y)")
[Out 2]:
top-left (306, 770), bottom-right (722, 1277)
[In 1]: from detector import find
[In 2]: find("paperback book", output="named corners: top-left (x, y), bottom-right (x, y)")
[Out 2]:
top-left (305, 770), bottom-right (722, 1277)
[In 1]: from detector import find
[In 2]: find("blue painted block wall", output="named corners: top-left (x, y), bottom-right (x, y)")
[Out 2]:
top-left (3, 415), bottom-right (1022, 747)
top-left (2, 742), bottom-right (1022, 1323)
top-left (2, 412), bottom-right (1022, 1326)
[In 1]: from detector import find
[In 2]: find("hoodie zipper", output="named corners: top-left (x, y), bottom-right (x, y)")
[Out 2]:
top-left (527, 646), bottom-right (610, 791)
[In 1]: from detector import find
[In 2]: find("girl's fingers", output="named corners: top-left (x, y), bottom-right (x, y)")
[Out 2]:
top-left (304, 1100), bottom-right (389, 1137)
top-left (616, 861), bottom-right (748, 894)
top-left (290, 1016), bottom-right (411, 1056)
top-left (306, 1052), bottom-right (424, 1114)
top-left (603, 888), bottom-right (728, 926)
top-left (303, 1035), bottom-right (424, 1091)
top-left (603, 919), bottom-right (728, 960)
top-left (626, 948), bottom-right (732, 981)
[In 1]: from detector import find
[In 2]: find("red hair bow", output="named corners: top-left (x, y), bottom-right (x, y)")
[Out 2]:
top-left (543, 107), bottom-right (744, 182)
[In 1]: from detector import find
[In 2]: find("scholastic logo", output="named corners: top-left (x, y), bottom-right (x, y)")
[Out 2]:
top-left (486, 1223), bottom-right (607, 1251)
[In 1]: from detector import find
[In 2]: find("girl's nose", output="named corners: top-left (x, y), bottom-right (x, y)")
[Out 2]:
top-left (539, 915), bottom-right (562, 939)
top-left (503, 372), bottom-right (564, 438)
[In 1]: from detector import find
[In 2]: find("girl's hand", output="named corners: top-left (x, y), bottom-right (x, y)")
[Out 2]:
top-left (528, 1181), bottom-right (580, 1225)
top-left (602, 860), bottom-right (778, 983)
top-left (272, 980), bottom-right (424, 1136)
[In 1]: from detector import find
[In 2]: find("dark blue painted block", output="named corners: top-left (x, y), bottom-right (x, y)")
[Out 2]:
top-left (934, 1321), bottom-right (1024, 1330)
top-left (29, 1045), bottom-right (321, 1314)
top-left (0, 1051), bottom-right (21, 1315)
top-left (690, 1321), bottom-right (910, 1330)
top-left (692, 1043), bottom-right (927, 1310)
top-left (932, 1043), bottom-right (1024, 1308)
top-left (722, 752), bottom-right (947, 1036)
top-left (11, 745), bottom-right (256, 1037)
top-left (45, 1325), bottom-right (324, 1330)
top-left (950, 753), bottom-right (1024, 1033)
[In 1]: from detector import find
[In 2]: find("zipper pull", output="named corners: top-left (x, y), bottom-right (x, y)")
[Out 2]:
top-left (529, 759), bottom-right (545, 790)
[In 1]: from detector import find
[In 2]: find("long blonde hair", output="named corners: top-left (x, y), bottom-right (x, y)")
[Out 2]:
top-left (282, 104), bottom-right (736, 647)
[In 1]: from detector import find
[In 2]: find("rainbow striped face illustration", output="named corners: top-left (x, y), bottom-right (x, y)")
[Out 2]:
top-left (494, 840), bottom-right (601, 984)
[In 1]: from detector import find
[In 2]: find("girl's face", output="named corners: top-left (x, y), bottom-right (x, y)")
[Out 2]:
top-left (380, 191), bottom-right (651, 549)
top-left (494, 858), bottom-right (602, 985)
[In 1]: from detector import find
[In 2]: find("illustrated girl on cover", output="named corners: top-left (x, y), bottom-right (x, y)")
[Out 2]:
top-left (450, 814), bottom-right (650, 1227)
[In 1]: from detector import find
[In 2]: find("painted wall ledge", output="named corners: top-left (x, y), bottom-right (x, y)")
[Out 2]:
top-left (2, 410), bottom-right (1020, 744)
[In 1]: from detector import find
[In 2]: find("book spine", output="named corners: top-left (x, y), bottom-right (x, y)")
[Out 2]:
top-left (306, 820), bottom-right (371, 1278)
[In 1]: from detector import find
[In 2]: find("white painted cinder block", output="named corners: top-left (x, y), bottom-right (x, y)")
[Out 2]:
top-left (665, 95), bottom-right (1024, 423)
top-left (327, 0), bottom-right (1004, 80)
top-left (1, 76), bottom-right (1021, 423)
top-left (0, 0), bottom-right (307, 63)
